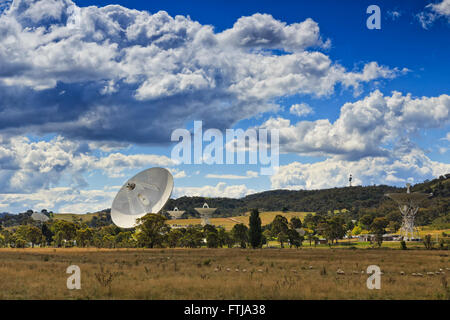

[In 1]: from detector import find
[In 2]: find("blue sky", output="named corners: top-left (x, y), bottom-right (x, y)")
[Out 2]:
top-left (0, 0), bottom-right (449, 214)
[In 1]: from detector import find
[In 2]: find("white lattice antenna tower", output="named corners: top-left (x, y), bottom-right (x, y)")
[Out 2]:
top-left (385, 183), bottom-right (431, 240)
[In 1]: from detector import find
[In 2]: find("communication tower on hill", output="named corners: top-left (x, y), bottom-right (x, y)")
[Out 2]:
top-left (385, 183), bottom-right (431, 240)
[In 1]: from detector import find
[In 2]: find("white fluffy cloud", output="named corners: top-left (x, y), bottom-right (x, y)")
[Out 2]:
top-left (0, 135), bottom-right (175, 192)
top-left (173, 182), bottom-right (256, 198)
top-left (271, 148), bottom-right (450, 190)
top-left (430, 0), bottom-right (450, 16)
top-left (0, 186), bottom-right (117, 213)
top-left (289, 103), bottom-right (314, 117)
top-left (205, 170), bottom-right (259, 179)
top-left (417, 0), bottom-right (450, 29)
top-left (0, 0), bottom-right (403, 143)
top-left (261, 90), bottom-right (450, 159)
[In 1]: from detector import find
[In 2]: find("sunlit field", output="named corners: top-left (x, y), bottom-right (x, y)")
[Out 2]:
top-left (0, 248), bottom-right (448, 300)
top-left (166, 211), bottom-right (313, 230)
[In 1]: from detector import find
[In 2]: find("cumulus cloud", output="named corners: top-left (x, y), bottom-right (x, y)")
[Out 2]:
top-left (217, 14), bottom-right (330, 51)
top-left (168, 168), bottom-right (187, 179)
top-left (205, 170), bottom-right (259, 179)
top-left (289, 103), bottom-right (314, 117)
top-left (0, 135), bottom-right (175, 192)
top-left (261, 90), bottom-right (450, 160)
top-left (271, 148), bottom-right (450, 190)
top-left (0, 0), bottom-right (402, 144)
top-left (0, 186), bottom-right (117, 213)
top-left (173, 182), bottom-right (257, 198)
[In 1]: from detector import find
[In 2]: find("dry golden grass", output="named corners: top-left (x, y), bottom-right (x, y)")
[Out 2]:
top-left (166, 211), bottom-right (312, 230)
top-left (0, 247), bottom-right (448, 300)
top-left (53, 212), bottom-right (101, 222)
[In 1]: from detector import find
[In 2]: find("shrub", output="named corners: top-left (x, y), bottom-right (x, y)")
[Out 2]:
top-left (423, 234), bottom-right (433, 250)
top-left (400, 240), bottom-right (407, 250)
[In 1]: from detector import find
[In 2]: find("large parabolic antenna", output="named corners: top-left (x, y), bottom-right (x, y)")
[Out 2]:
top-left (386, 183), bottom-right (431, 240)
top-left (31, 212), bottom-right (49, 223)
top-left (194, 202), bottom-right (217, 226)
top-left (111, 167), bottom-right (173, 228)
top-left (167, 207), bottom-right (185, 219)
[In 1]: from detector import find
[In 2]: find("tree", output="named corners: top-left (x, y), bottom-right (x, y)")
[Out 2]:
top-left (387, 220), bottom-right (401, 233)
top-left (217, 228), bottom-right (233, 248)
top-left (319, 217), bottom-right (346, 245)
top-left (15, 225), bottom-right (43, 247)
top-left (51, 220), bottom-right (77, 247)
top-left (135, 214), bottom-right (168, 248)
top-left (423, 234), bottom-right (433, 250)
top-left (370, 217), bottom-right (388, 247)
top-left (41, 223), bottom-right (54, 246)
top-left (75, 227), bottom-right (94, 247)
top-left (306, 231), bottom-right (315, 246)
top-left (289, 217), bottom-right (302, 229)
top-left (271, 215), bottom-right (289, 247)
top-left (0, 233), bottom-right (5, 247)
top-left (287, 228), bottom-right (303, 248)
top-left (360, 214), bottom-right (374, 230)
top-left (351, 225), bottom-right (362, 236)
top-left (206, 232), bottom-right (220, 248)
top-left (180, 226), bottom-right (204, 248)
top-left (231, 223), bottom-right (249, 248)
top-left (249, 209), bottom-right (263, 248)
top-left (345, 220), bottom-right (354, 232)
top-left (203, 224), bottom-right (217, 235)
top-left (303, 213), bottom-right (315, 229)
top-left (102, 234), bottom-right (116, 248)
top-left (167, 229), bottom-right (183, 248)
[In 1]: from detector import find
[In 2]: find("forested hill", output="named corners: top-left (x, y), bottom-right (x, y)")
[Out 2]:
top-left (2, 175), bottom-right (449, 228)
top-left (165, 185), bottom-right (402, 217)
top-left (165, 174), bottom-right (450, 219)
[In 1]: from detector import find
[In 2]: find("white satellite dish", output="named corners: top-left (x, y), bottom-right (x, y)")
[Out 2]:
top-left (296, 228), bottom-right (306, 236)
top-left (31, 212), bottom-right (49, 222)
top-left (111, 167), bottom-right (173, 228)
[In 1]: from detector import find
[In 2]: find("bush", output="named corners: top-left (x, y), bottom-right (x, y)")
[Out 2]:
top-left (423, 234), bottom-right (433, 250)
top-left (439, 238), bottom-right (448, 250)
top-left (400, 240), bottom-right (407, 250)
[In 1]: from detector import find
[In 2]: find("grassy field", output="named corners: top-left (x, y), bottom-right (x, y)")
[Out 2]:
top-left (166, 211), bottom-right (313, 230)
top-left (52, 212), bottom-right (102, 222)
top-left (0, 247), bottom-right (448, 300)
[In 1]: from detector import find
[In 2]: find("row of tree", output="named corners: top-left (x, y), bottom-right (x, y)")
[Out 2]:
top-left (1, 207), bottom-right (448, 249)
top-left (0, 209), bottom-right (308, 249)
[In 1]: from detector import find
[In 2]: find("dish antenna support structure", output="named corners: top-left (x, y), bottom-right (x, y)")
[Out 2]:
top-left (194, 202), bottom-right (217, 226)
top-left (111, 167), bottom-right (173, 228)
top-left (385, 183), bottom-right (431, 240)
top-left (167, 207), bottom-right (185, 220)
